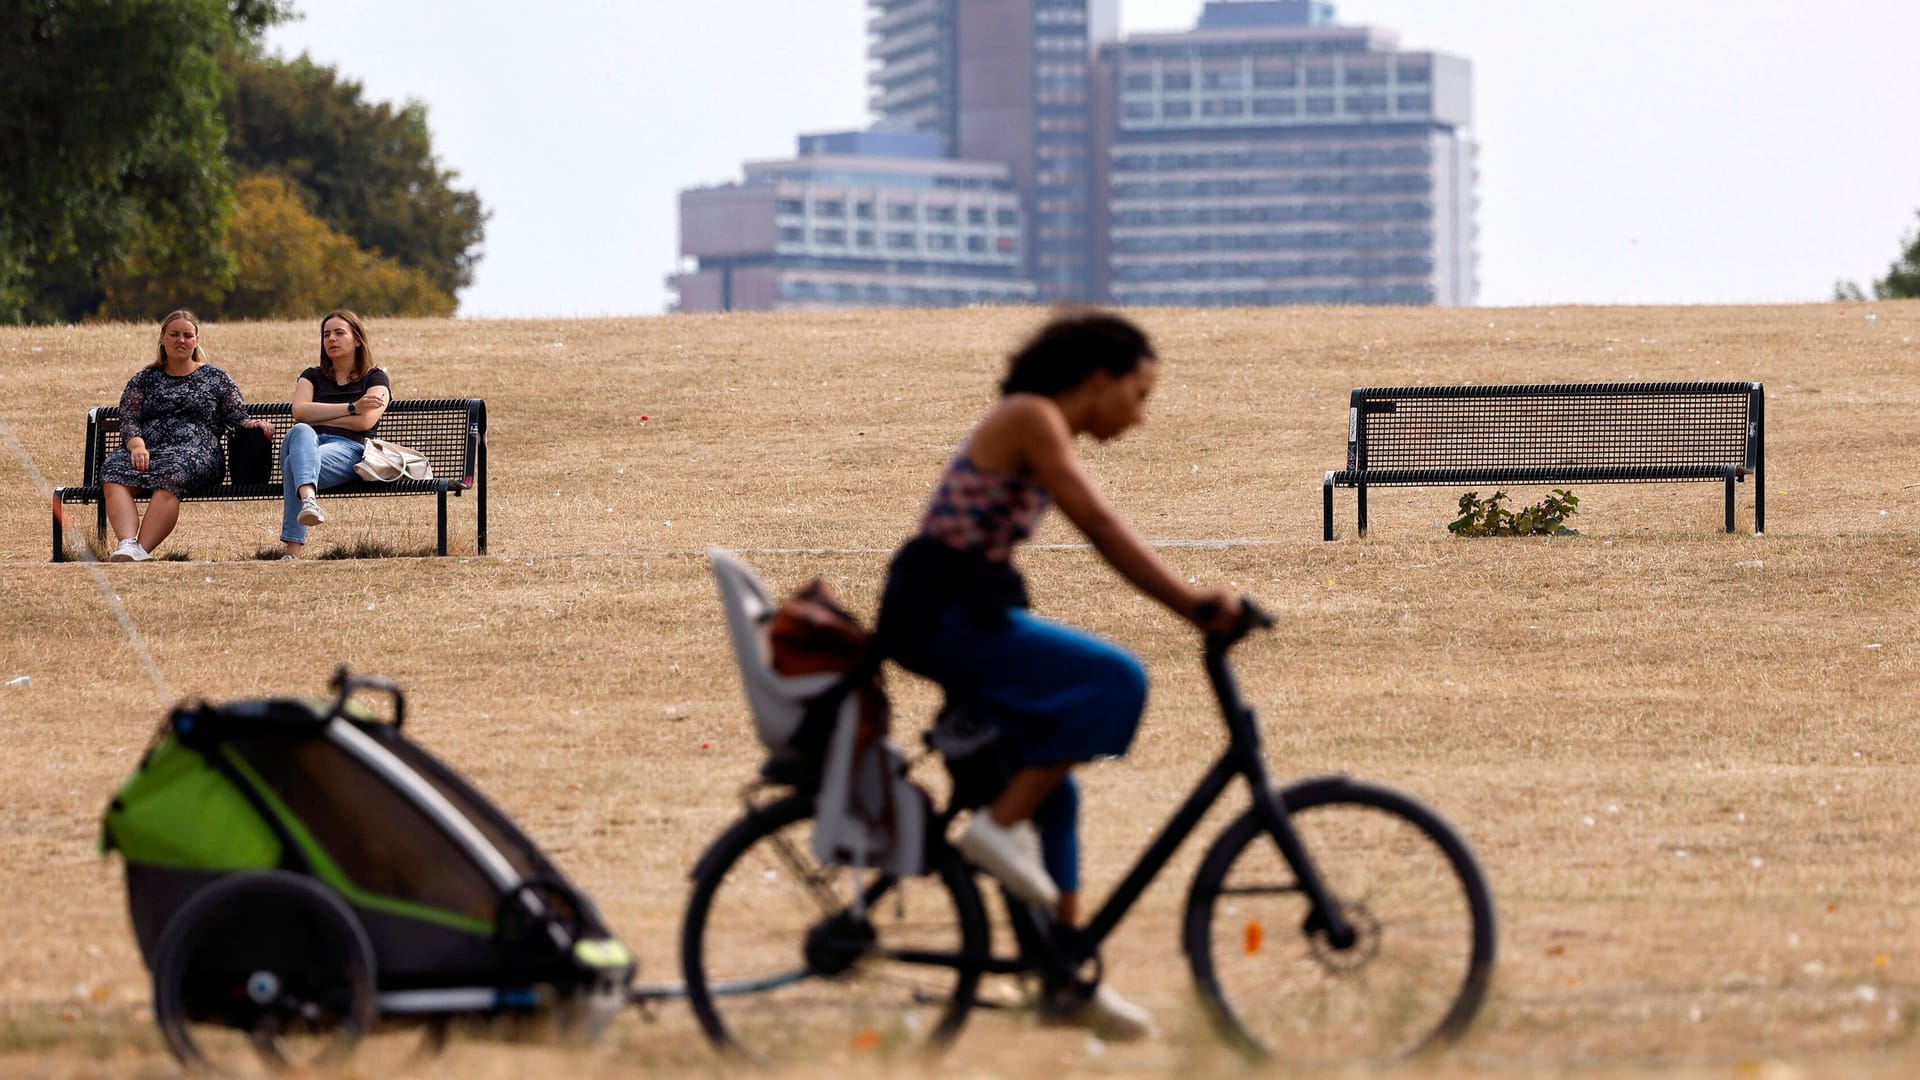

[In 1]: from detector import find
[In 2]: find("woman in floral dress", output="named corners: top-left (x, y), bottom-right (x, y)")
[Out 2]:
top-left (99, 310), bottom-right (274, 561)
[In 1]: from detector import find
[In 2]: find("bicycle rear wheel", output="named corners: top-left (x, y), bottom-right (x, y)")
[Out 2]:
top-left (681, 794), bottom-right (988, 1066)
top-left (1184, 777), bottom-right (1496, 1066)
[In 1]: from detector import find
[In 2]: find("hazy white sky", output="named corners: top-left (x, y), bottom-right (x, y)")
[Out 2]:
top-left (265, 1), bottom-right (1920, 318)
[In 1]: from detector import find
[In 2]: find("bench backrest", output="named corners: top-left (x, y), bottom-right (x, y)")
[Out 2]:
top-left (82, 399), bottom-right (487, 489)
top-left (1346, 382), bottom-right (1760, 473)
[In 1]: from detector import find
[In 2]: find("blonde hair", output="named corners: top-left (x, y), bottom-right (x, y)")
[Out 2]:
top-left (318, 309), bottom-right (377, 381)
top-left (148, 310), bottom-right (208, 370)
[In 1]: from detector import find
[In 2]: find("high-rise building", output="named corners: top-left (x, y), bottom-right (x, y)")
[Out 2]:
top-left (672, 0), bottom-right (1478, 312)
top-left (1095, 0), bottom-right (1478, 306)
top-left (952, 0), bottom-right (1118, 303)
top-left (868, 0), bottom-right (1116, 303)
top-left (869, 0), bottom-right (958, 150)
top-left (669, 131), bottom-right (1034, 312)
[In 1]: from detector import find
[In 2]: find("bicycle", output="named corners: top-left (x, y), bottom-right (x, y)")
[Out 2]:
top-left (681, 578), bottom-right (1497, 1068)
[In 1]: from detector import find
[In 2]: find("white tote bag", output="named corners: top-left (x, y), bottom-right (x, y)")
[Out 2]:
top-left (352, 437), bottom-right (433, 482)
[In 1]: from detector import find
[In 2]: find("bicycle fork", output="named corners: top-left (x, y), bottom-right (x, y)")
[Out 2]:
top-left (1207, 642), bottom-right (1359, 952)
top-left (1247, 766), bottom-right (1358, 950)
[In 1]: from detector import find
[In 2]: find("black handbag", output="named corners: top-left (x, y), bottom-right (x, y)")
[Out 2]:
top-left (226, 425), bottom-right (273, 485)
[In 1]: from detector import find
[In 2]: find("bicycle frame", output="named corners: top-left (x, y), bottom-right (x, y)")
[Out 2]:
top-left (982, 623), bottom-right (1357, 980)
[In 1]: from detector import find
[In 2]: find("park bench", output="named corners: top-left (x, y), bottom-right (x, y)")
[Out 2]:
top-left (52, 398), bottom-right (488, 561)
top-left (1322, 381), bottom-right (1764, 540)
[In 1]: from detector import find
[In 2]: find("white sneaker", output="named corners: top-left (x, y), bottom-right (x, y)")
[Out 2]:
top-left (109, 539), bottom-right (152, 562)
top-left (1041, 983), bottom-right (1157, 1043)
top-left (955, 814), bottom-right (1058, 909)
top-left (297, 497), bottom-right (325, 526)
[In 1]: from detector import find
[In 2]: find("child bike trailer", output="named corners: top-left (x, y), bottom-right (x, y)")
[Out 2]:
top-left (99, 669), bottom-right (637, 1073)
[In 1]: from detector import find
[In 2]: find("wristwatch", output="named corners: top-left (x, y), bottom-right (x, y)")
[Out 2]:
top-left (347, 401), bottom-right (358, 416)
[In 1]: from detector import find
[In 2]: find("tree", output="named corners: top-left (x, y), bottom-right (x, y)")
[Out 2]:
top-left (101, 175), bottom-right (455, 320)
top-left (0, 0), bottom-right (292, 323)
top-left (222, 54), bottom-right (487, 297)
top-left (1836, 209), bottom-right (1920, 301)
top-left (1872, 212), bottom-right (1920, 300)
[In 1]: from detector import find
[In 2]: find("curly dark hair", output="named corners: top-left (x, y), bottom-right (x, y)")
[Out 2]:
top-left (1000, 310), bottom-right (1156, 398)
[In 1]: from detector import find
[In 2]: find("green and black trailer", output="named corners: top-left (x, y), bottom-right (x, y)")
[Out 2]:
top-left (100, 670), bottom-right (637, 1072)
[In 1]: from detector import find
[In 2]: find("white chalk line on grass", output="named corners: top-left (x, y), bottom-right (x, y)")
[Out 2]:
top-left (734, 539), bottom-right (1294, 554)
top-left (0, 411), bottom-right (174, 706)
top-left (486, 539), bottom-right (1298, 561)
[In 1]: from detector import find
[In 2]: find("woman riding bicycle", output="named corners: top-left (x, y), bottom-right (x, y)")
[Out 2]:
top-left (877, 310), bottom-right (1240, 1040)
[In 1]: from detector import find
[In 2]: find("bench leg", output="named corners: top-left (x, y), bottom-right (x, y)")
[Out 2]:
top-left (1323, 473), bottom-right (1335, 541)
top-left (476, 443), bottom-right (488, 555)
top-left (1724, 471), bottom-right (1735, 534)
top-left (1357, 484), bottom-right (1369, 538)
top-left (52, 495), bottom-right (65, 563)
top-left (436, 482), bottom-right (449, 556)
top-left (1755, 467), bottom-right (1765, 535)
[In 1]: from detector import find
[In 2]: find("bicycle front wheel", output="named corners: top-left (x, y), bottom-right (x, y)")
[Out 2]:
top-left (681, 794), bottom-right (988, 1066)
top-left (1184, 777), bottom-right (1496, 1066)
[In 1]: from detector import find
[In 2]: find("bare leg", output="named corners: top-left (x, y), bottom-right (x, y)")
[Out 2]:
top-left (137, 491), bottom-right (181, 553)
top-left (104, 483), bottom-right (140, 541)
top-left (298, 483), bottom-right (316, 500)
top-left (987, 764), bottom-right (1071, 828)
top-left (282, 539), bottom-right (304, 557)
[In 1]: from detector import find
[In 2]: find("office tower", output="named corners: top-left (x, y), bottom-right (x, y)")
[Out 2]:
top-left (1096, 0), bottom-right (1478, 306)
top-left (869, 0), bottom-right (958, 151)
top-left (869, 0), bottom-right (1116, 303)
top-left (669, 131), bottom-right (1034, 312)
top-left (673, 0), bottom-right (1478, 312)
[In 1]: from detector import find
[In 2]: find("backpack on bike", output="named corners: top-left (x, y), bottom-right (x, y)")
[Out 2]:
top-left (709, 547), bottom-right (926, 877)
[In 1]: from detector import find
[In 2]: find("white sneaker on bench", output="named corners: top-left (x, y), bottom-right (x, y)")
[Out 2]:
top-left (297, 497), bottom-right (325, 526)
top-left (109, 539), bottom-right (151, 562)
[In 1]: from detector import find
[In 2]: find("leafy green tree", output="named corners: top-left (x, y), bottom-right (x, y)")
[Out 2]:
top-left (1837, 209), bottom-right (1920, 301)
top-left (1872, 212), bottom-right (1920, 300)
top-left (223, 54), bottom-right (487, 296)
top-left (0, 0), bottom-right (291, 323)
top-left (102, 175), bottom-right (454, 319)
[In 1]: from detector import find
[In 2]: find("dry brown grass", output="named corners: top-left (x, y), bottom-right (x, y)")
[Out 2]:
top-left (0, 302), bottom-right (1917, 1078)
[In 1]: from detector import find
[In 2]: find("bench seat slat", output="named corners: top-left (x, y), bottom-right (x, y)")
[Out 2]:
top-left (1330, 465), bottom-right (1746, 487)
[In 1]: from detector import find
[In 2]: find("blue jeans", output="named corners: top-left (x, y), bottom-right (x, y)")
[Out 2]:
top-left (280, 424), bottom-right (364, 544)
top-left (893, 606), bottom-right (1148, 893)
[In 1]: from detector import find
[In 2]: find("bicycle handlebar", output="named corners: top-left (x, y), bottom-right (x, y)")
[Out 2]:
top-left (1200, 594), bottom-right (1276, 655)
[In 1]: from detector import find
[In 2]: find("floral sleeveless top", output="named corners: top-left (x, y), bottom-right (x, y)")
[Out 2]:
top-left (917, 447), bottom-right (1052, 563)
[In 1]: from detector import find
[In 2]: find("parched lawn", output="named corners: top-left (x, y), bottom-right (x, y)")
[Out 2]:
top-left (0, 301), bottom-right (1915, 1077)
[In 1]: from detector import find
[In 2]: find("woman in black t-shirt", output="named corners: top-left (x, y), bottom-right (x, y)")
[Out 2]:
top-left (277, 309), bottom-right (391, 558)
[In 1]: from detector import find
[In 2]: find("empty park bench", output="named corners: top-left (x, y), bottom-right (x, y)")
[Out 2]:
top-left (1322, 381), bottom-right (1764, 540)
top-left (52, 398), bottom-right (489, 561)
